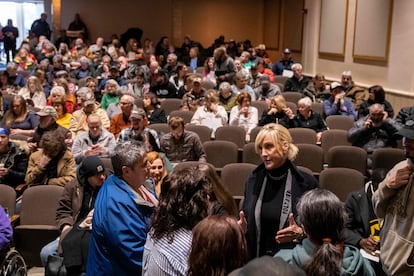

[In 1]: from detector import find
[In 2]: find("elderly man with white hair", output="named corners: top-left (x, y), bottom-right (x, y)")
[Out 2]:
top-left (283, 63), bottom-right (310, 93)
top-left (341, 70), bottom-right (368, 110)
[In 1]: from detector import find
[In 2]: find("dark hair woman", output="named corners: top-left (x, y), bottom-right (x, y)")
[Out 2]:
top-left (358, 85), bottom-right (394, 118)
top-left (143, 164), bottom-right (236, 275)
top-left (142, 92), bottom-right (167, 124)
top-left (275, 188), bottom-right (375, 276)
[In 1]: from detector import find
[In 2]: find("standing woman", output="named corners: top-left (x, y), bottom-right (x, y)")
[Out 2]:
top-left (142, 92), bottom-right (167, 124)
top-left (18, 76), bottom-right (47, 110)
top-left (229, 92), bottom-right (258, 142)
top-left (241, 123), bottom-right (318, 260)
top-left (1, 95), bottom-right (39, 137)
top-left (143, 166), bottom-right (215, 276)
top-left (275, 189), bottom-right (375, 275)
top-left (188, 215), bottom-right (247, 275)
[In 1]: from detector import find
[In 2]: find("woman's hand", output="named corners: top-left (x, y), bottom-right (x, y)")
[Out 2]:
top-left (275, 213), bottom-right (304, 244)
top-left (238, 210), bottom-right (247, 234)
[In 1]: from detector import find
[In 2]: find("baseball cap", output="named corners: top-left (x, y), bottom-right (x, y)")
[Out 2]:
top-left (130, 107), bottom-right (147, 119)
top-left (77, 87), bottom-right (96, 106)
top-left (193, 77), bottom-right (202, 84)
top-left (36, 106), bottom-right (58, 118)
top-left (260, 75), bottom-right (270, 84)
top-left (0, 128), bottom-right (9, 136)
top-left (78, 156), bottom-right (105, 179)
top-left (396, 118), bottom-right (414, 140)
top-left (330, 81), bottom-right (344, 91)
top-left (283, 48), bottom-right (291, 54)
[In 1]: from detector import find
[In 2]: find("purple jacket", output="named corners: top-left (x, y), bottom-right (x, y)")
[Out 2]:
top-left (0, 206), bottom-right (12, 251)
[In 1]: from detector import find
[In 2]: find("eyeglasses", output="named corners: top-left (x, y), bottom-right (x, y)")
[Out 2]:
top-left (119, 102), bottom-right (132, 105)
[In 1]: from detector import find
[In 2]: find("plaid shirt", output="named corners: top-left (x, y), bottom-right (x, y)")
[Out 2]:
top-left (117, 127), bottom-right (160, 150)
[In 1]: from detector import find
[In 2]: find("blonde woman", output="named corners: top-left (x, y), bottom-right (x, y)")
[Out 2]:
top-left (259, 94), bottom-right (294, 128)
top-left (18, 76), bottom-right (46, 110)
top-left (191, 89), bottom-right (228, 138)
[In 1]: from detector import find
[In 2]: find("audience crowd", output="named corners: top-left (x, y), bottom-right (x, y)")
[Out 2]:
top-left (0, 13), bottom-right (412, 275)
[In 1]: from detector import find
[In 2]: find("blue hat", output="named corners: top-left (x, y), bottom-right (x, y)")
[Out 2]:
top-left (0, 128), bottom-right (9, 136)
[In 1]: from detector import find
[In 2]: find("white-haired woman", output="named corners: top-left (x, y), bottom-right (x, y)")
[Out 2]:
top-left (291, 96), bottom-right (327, 144)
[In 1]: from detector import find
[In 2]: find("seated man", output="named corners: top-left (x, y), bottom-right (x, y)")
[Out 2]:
top-left (344, 168), bottom-right (387, 275)
top-left (25, 131), bottom-right (76, 186)
top-left (0, 128), bottom-right (28, 187)
top-left (160, 116), bottom-right (207, 163)
top-left (117, 108), bottom-right (160, 151)
top-left (29, 106), bottom-right (72, 152)
top-left (40, 156), bottom-right (107, 272)
top-left (69, 87), bottom-right (110, 138)
top-left (254, 75), bottom-right (281, 102)
top-left (109, 94), bottom-right (135, 139)
top-left (341, 70), bottom-right (368, 110)
top-left (283, 63), bottom-right (310, 93)
top-left (149, 69), bottom-right (178, 99)
top-left (395, 105), bottom-right (414, 127)
top-left (348, 103), bottom-right (399, 159)
top-left (271, 48), bottom-right (295, 76)
top-left (323, 82), bottom-right (357, 120)
top-left (87, 141), bottom-right (158, 275)
top-left (181, 77), bottom-right (206, 112)
top-left (72, 114), bottom-right (116, 164)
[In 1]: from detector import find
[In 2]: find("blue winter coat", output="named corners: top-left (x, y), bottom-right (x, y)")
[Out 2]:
top-left (86, 175), bottom-right (155, 275)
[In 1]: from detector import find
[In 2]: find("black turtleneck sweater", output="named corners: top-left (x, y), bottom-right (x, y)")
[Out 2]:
top-left (260, 161), bottom-right (289, 256)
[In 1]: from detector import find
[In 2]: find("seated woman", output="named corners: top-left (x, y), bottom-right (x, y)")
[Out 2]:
top-left (18, 76), bottom-right (47, 110)
top-left (259, 94), bottom-right (294, 128)
top-left (275, 188), bottom-right (375, 275)
top-left (143, 164), bottom-right (236, 275)
top-left (53, 78), bottom-right (75, 113)
top-left (188, 215), bottom-right (247, 275)
top-left (143, 92), bottom-right (167, 124)
top-left (25, 131), bottom-right (76, 186)
top-left (291, 97), bottom-right (327, 144)
top-left (52, 98), bottom-right (72, 129)
top-left (146, 151), bottom-right (168, 196)
top-left (191, 89), bottom-right (228, 138)
top-left (169, 62), bottom-right (188, 90)
top-left (1, 95), bottom-right (39, 138)
top-left (100, 79), bottom-right (120, 111)
top-left (229, 92), bottom-right (258, 142)
top-left (217, 82), bottom-right (238, 114)
top-left (359, 85), bottom-right (394, 118)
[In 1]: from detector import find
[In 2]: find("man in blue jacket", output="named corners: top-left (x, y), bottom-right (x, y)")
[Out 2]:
top-left (87, 141), bottom-right (157, 275)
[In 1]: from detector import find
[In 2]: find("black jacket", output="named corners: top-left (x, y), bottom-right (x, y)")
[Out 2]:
top-left (242, 161), bottom-right (318, 260)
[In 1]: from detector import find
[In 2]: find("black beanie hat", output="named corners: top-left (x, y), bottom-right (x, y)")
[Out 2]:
top-left (79, 156), bottom-right (105, 179)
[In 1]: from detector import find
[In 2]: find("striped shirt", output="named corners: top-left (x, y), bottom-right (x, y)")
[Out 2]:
top-left (143, 228), bottom-right (192, 276)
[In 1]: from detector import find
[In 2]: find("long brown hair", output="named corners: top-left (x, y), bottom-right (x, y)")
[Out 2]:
top-left (3, 95), bottom-right (28, 127)
top-left (188, 215), bottom-right (247, 276)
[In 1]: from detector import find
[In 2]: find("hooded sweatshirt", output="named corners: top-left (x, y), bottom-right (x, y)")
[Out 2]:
top-left (275, 238), bottom-right (375, 276)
